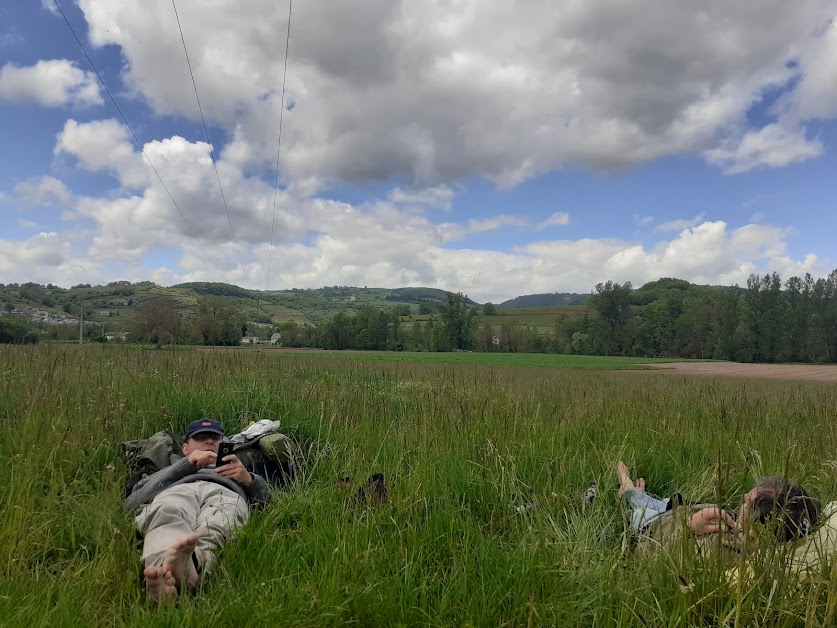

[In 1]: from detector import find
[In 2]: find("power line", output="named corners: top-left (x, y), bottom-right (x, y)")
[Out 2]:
top-left (266, 0), bottom-right (293, 293)
top-left (51, 0), bottom-right (229, 284)
top-left (170, 0), bottom-right (252, 291)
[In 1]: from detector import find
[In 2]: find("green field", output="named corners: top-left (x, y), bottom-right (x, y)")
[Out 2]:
top-left (403, 305), bottom-right (592, 333)
top-left (252, 348), bottom-right (680, 370)
top-left (1, 344), bottom-right (835, 626)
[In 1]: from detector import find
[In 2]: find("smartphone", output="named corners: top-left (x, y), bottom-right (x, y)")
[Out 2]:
top-left (216, 442), bottom-right (235, 467)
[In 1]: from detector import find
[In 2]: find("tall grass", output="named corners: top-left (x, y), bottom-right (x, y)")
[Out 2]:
top-left (0, 344), bottom-right (835, 626)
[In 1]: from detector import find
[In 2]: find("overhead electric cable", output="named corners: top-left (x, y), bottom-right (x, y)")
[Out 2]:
top-left (171, 0), bottom-right (252, 290)
top-left (266, 0), bottom-right (293, 294)
top-left (51, 0), bottom-right (230, 284)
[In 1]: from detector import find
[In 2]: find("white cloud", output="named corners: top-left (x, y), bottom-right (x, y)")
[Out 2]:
top-left (0, 232), bottom-right (70, 272)
top-left (17, 219), bottom-right (42, 230)
top-left (785, 20), bottom-right (837, 121)
top-left (0, 60), bottom-right (101, 107)
top-left (2, 184), bottom-right (828, 302)
top-left (5, 3), bottom-right (837, 296)
top-left (654, 213), bottom-right (706, 233)
top-left (54, 119), bottom-right (150, 188)
top-left (41, 0), bottom-right (60, 15)
top-left (704, 124), bottom-right (823, 173)
top-left (13, 176), bottom-right (72, 207)
top-left (536, 212), bottom-right (571, 230)
top-left (0, 30), bottom-right (23, 47)
top-left (74, 0), bottom-right (834, 184)
top-left (388, 185), bottom-right (455, 211)
top-left (730, 224), bottom-right (789, 259)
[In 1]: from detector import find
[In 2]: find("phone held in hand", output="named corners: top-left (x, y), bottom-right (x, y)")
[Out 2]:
top-left (216, 442), bottom-right (235, 467)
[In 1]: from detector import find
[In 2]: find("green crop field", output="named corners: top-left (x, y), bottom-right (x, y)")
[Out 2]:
top-left (1, 344), bottom-right (835, 626)
top-left (403, 305), bottom-right (592, 333)
top-left (252, 348), bottom-right (681, 370)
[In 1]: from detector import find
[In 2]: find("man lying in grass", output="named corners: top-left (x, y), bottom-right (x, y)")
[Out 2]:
top-left (125, 418), bottom-right (272, 603)
top-left (616, 461), bottom-right (820, 564)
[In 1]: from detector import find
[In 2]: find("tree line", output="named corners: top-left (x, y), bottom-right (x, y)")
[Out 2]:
top-left (4, 270), bottom-right (837, 363)
top-left (275, 271), bottom-right (837, 363)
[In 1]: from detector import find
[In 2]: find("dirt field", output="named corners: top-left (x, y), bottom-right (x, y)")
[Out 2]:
top-left (646, 362), bottom-right (837, 382)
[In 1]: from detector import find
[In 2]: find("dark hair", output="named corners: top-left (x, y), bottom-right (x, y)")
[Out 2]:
top-left (751, 476), bottom-right (821, 542)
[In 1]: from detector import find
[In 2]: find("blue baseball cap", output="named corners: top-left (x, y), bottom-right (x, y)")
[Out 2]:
top-left (183, 418), bottom-right (225, 440)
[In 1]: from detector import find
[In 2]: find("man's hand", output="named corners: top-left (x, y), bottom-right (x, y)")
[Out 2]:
top-left (690, 507), bottom-right (736, 536)
top-left (215, 454), bottom-right (253, 486)
top-left (187, 449), bottom-right (217, 470)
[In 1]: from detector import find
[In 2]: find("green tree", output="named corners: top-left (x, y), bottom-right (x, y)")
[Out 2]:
top-left (475, 322), bottom-right (497, 352)
top-left (0, 316), bottom-right (38, 344)
top-left (589, 280), bottom-right (633, 355)
top-left (325, 312), bottom-right (355, 349)
top-left (437, 292), bottom-right (478, 351)
top-left (131, 296), bottom-right (181, 345)
top-left (482, 302), bottom-right (497, 316)
top-left (190, 297), bottom-right (243, 346)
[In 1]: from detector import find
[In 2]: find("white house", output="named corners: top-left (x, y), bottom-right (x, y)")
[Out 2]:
top-left (270, 332), bottom-right (282, 345)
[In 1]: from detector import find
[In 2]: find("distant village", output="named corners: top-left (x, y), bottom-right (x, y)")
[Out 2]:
top-left (2, 306), bottom-right (78, 325)
top-left (1, 305), bottom-right (285, 345)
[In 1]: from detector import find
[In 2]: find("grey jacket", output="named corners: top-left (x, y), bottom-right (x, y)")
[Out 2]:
top-left (124, 456), bottom-right (272, 511)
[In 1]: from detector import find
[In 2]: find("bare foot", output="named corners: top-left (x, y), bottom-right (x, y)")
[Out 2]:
top-left (617, 461), bottom-right (636, 498)
top-left (162, 533), bottom-right (200, 594)
top-left (144, 565), bottom-right (178, 604)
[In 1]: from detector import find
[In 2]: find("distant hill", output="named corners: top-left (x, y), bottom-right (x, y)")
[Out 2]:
top-left (498, 292), bottom-right (589, 309)
top-left (383, 286), bottom-right (479, 306)
top-left (0, 281), bottom-right (480, 327)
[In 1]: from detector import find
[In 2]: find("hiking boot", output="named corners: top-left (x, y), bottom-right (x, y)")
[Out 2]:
top-left (354, 473), bottom-right (388, 505)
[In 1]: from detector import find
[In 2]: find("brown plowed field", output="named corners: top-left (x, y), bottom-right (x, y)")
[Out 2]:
top-left (645, 362), bottom-right (837, 382)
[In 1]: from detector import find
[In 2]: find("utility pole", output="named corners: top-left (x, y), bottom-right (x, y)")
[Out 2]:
top-left (79, 302), bottom-right (83, 344)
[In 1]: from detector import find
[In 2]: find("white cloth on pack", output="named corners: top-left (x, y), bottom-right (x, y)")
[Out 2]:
top-left (229, 419), bottom-right (282, 443)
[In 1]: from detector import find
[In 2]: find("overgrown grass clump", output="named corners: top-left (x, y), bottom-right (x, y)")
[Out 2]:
top-left (0, 344), bottom-right (835, 626)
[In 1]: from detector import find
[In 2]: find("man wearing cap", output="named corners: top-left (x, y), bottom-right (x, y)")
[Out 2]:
top-left (125, 418), bottom-right (271, 603)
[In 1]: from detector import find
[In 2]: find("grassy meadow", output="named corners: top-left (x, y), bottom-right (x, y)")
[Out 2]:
top-left (1, 344), bottom-right (836, 626)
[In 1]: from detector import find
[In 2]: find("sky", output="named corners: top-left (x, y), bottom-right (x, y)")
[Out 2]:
top-left (1, 1), bottom-right (836, 303)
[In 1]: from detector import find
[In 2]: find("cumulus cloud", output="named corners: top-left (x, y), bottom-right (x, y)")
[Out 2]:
top-left (54, 119), bottom-right (149, 188)
top-left (704, 124), bottom-right (823, 173)
top-left (536, 212), bottom-right (571, 230)
top-left (0, 233), bottom-right (77, 281)
top-left (655, 213), bottom-right (706, 233)
top-left (0, 60), bottom-right (101, 107)
top-left (784, 19), bottom-right (837, 121)
top-left (13, 176), bottom-right (72, 207)
top-left (389, 185), bottom-right (455, 211)
top-left (4, 3), bottom-right (836, 297)
top-left (74, 0), bottom-right (834, 184)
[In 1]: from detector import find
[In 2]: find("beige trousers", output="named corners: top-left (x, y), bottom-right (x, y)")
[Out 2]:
top-left (135, 481), bottom-right (249, 579)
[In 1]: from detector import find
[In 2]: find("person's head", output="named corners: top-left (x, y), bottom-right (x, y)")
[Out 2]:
top-left (739, 475), bottom-right (820, 542)
top-left (181, 418), bottom-right (225, 456)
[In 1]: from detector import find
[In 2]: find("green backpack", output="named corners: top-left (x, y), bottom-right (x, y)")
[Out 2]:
top-left (122, 425), bottom-right (299, 492)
